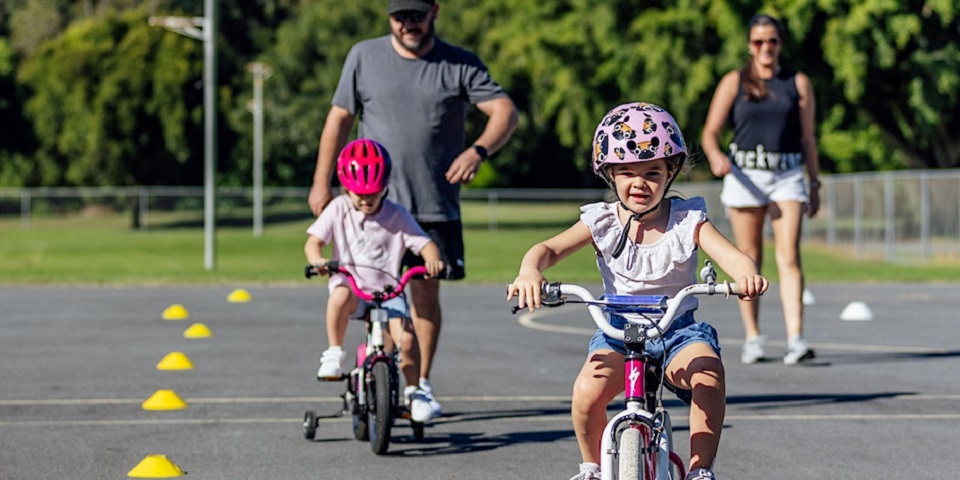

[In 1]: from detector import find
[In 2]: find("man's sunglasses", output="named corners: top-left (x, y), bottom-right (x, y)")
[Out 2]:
top-left (392, 11), bottom-right (428, 23)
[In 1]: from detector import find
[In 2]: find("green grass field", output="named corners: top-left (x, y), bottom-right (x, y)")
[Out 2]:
top-left (1, 200), bottom-right (958, 285)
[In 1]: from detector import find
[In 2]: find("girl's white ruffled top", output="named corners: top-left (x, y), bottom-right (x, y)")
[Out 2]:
top-left (581, 196), bottom-right (708, 315)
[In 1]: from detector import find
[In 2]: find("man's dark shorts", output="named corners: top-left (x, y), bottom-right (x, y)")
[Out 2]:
top-left (402, 220), bottom-right (465, 280)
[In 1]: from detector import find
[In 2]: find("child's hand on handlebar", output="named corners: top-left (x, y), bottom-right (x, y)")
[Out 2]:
top-left (424, 259), bottom-right (446, 278)
top-left (735, 274), bottom-right (769, 300)
top-left (506, 269), bottom-right (547, 312)
top-left (308, 258), bottom-right (330, 275)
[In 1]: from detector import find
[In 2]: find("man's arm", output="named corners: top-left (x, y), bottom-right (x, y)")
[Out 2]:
top-left (309, 105), bottom-right (356, 216)
top-left (444, 95), bottom-right (519, 185)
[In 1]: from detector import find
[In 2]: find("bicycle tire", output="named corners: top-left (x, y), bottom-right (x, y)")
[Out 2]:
top-left (617, 426), bottom-right (644, 480)
top-left (367, 360), bottom-right (393, 454)
top-left (351, 370), bottom-right (369, 441)
top-left (655, 411), bottom-right (677, 479)
top-left (302, 410), bottom-right (317, 440)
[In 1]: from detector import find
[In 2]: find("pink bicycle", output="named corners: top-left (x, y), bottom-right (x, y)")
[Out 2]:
top-left (515, 261), bottom-right (740, 480)
top-left (303, 262), bottom-right (427, 454)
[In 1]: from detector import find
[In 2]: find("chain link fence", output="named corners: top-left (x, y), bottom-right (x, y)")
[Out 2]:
top-left (3, 170), bottom-right (959, 263)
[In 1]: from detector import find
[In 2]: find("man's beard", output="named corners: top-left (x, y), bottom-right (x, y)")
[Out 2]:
top-left (396, 20), bottom-right (435, 54)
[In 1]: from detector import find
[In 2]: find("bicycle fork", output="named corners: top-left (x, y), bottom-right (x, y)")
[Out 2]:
top-left (356, 308), bottom-right (391, 408)
top-left (602, 353), bottom-right (658, 479)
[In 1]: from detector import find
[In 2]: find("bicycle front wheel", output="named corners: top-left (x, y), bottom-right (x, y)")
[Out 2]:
top-left (617, 426), bottom-right (645, 480)
top-left (367, 360), bottom-right (393, 454)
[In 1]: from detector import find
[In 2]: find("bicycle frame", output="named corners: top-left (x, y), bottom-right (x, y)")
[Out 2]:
top-left (536, 265), bottom-right (740, 480)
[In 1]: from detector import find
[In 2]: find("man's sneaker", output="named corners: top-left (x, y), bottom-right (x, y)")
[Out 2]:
top-left (407, 389), bottom-right (436, 422)
top-left (569, 462), bottom-right (601, 480)
top-left (685, 468), bottom-right (716, 480)
top-left (784, 336), bottom-right (816, 365)
top-left (316, 347), bottom-right (345, 379)
top-left (418, 379), bottom-right (442, 417)
top-left (741, 335), bottom-right (766, 364)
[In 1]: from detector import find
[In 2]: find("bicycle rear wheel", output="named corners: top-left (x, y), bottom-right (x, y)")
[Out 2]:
top-left (367, 360), bottom-right (393, 454)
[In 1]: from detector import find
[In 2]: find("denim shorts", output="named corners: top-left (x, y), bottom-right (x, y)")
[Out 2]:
top-left (350, 296), bottom-right (410, 320)
top-left (587, 310), bottom-right (721, 367)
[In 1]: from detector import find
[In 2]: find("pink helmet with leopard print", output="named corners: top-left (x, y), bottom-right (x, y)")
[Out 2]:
top-left (591, 102), bottom-right (687, 175)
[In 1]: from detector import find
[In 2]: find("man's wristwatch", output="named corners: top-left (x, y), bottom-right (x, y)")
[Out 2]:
top-left (472, 144), bottom-right (489, 161)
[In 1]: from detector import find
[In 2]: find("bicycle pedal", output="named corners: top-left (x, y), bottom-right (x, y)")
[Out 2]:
top-left (316, 374), bottom-right (348, 382)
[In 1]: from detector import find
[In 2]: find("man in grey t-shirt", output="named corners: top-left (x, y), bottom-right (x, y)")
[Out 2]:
top-left (308, 0), bottom-right (518, 420)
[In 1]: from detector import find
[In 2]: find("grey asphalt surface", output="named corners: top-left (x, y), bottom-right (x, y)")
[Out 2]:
top-left (1, 282), bottom-right (958, 479)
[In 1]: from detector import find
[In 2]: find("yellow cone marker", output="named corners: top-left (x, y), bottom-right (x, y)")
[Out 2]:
top-left (156, 352), bottom-right (194, 371)
top-left (141, 389), bottom-right (188, 411)
top-left (127, 454), bottom-right (185, 478)
top-left (182, 323), bottom-right (212, 339)
top-left (227, 288), bottom-right (252, 303)
top-left (161, 304), bottom-right (189, 321)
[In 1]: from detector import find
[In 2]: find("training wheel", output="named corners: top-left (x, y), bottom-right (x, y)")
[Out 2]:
top-left (303, 410), bottom-right (317, 440)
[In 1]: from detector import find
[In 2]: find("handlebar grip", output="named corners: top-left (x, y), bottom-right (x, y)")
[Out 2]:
top-left (304, 261), bottom-right (341, 279)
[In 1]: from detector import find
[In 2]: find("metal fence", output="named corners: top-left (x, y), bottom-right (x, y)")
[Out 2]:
top-left (2, 169), bottom-right (959, 263)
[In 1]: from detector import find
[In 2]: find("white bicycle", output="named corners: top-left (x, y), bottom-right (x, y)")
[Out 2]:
top-left (517, 261), bottom-right (740, 480)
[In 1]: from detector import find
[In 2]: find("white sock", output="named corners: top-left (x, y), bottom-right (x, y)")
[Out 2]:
top-left (579, 462), bottom-right (600, 474)
top-left (419, 377), bottom-right (432, 391)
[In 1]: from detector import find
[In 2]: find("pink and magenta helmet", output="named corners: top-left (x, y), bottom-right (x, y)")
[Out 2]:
top-left (336, 139), bottom-right (392, 195)
top-left (592, 102), bottom-right (687, 177)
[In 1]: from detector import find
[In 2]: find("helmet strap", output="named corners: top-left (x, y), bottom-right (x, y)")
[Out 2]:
top-left (611, 198), bottom-right (662, 259)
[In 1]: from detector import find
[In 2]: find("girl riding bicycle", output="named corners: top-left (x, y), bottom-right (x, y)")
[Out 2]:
top-left (507, 103), bottom-right (768, 480)
top-left (305, 139), bottom-right (445, 422)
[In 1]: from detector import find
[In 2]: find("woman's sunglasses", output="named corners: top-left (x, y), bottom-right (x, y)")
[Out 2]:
top-left (750, 38), bottom-right (780, 47)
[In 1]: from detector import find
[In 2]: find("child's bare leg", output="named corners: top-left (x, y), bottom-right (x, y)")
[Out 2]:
top-left (326, 286), bottom-right (356, 347)
top-left (571, 350), bottom-right (624, 464)
top-left (389, 317), bottom-right (420, 387)
top-left (667, 343), bottom-right (725, 471)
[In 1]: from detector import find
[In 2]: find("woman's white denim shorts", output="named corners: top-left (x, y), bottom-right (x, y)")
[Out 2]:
top-left (721, 166), bottom-right (809, 208)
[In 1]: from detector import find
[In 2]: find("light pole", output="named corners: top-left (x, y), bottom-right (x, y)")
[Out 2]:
top-left (245, 62), bottom-right (272, 238)
top-left (149, 0), bottom-right (218, 270)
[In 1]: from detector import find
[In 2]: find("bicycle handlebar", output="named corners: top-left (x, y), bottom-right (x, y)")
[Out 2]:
top-left (304, 262), bottom-right (428, 303)
top-left (538, 281), bottom-right (742, 341)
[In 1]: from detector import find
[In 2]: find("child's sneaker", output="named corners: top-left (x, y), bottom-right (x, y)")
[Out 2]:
top-left (741, 335), bottom-right (766, 364)
top-left (569, 462), bottom-right (601, 480)
top-left (316, 346), bottom-right (345, 379)
top-left (407, 388), bottom-right (435, 422)
top-left (418, 379), bottom-right (442, 418)
top-left (784, 336), bottom-right (816, 365)
top-left (685, 468), bottom-right (716, 480)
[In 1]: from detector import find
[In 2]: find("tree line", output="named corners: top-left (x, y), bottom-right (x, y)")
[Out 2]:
top-left (0, 0), bottom-right (957, 189)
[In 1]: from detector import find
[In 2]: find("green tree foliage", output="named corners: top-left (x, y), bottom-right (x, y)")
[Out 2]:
top-left (18, 8), bottom-right (204, 186)
top-left (240, 1), bottom-right (386, 187)
top-left (1, 0), bottom-right (959, 188)
top-left (819, 0), bottom-right (959, 170)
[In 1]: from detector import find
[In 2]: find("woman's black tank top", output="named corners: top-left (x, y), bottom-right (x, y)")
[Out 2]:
top-left (729, 69), bottom-right (803, 172)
